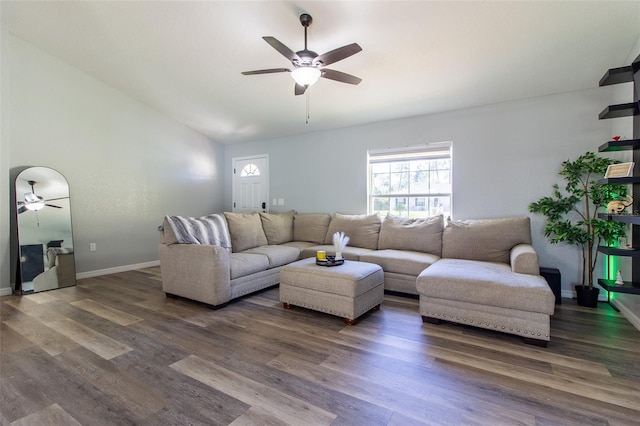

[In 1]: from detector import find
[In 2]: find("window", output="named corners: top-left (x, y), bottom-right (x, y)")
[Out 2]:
top-left (240, 163), bottom-right (260, 177)
top-left (368, 142), bottom-right (452, 218)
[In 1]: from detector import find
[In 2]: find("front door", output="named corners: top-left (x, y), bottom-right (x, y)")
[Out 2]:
top-left (232, 155), bottom-right (269, 213)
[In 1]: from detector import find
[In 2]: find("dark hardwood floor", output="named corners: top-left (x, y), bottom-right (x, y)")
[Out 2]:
top-left (1, 267), bottom-right (640, 425)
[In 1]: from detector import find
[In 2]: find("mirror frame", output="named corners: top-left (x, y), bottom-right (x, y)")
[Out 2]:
top-left (12, 166), bottom-right (76, 294)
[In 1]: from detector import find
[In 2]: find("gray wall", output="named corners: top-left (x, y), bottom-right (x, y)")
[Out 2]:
top-left (1, 31), bottom-right (225, 291)
top-left (225, 87), bottom-right (635, 297)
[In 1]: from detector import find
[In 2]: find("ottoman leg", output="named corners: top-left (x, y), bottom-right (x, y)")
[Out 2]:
top-left (344, 317), bottom-right (358, 326)
top-left (422, 315), bottom-right (442, 324)
top-left (283, 303), bottom-right (293, 309)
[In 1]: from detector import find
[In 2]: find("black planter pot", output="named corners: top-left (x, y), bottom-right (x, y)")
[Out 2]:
top-left (575, 285), bottom-right (600, 308)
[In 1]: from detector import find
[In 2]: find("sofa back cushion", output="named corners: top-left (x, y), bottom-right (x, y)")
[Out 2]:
top-left (442, 217), bottom-right (532, 264)
top-left (223, 212), bottom-right (268, 253)
top-left (293, 213), bottom-right (331, 244)
top-left (324, 213), bottom-right (381, 250)
top-left (260, 210), bottom-right (295, 245)
top-left (378, 214), bottom-right (444, 256)
top-left (162, 214), bottom-right (231, 248)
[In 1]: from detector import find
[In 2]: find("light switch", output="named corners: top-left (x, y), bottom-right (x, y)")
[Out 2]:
top-left (278, 198), bottom-right (284, 205)
top-left (272, 198), bottom-right (277, 205)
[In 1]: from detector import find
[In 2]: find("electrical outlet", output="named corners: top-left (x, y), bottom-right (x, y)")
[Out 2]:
top-left (278, 198), bottom-right (284, 205)
top-left (272, 198), bottom-right (277, 206)
top-left (90, 243), bottom-right (96, 252)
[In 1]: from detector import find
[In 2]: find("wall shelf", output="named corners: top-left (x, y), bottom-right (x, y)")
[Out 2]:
top-left (598, 246), bottom-right (640, 257)
top-left (597, 279), bottom-right (640, 295)
top-left (597, 213), bottom-right (640, 225)
top-left (598, 138), bottom-right (640, 152)
top-left (598, 176), bottom-right (640, 185)
top-left (599, 65), bottom-right (634, 86)
top-left (599, 103), bottom-right (639, 120)
top-left (598, 55), bottom-right (640, 309)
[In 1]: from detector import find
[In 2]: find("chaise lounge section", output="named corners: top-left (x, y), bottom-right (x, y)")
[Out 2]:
top-left (415, 218), bottom-right (556, 346)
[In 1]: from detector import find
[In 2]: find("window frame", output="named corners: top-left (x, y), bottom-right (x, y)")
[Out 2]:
top-left (367, 142), bottom-right (452, 218)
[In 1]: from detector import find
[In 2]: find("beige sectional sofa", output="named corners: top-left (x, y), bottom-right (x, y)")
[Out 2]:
top-left (159, 211), bottom-right (555, 345)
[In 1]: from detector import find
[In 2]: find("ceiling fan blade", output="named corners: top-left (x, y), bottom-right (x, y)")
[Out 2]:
top-left (44, 196), bottom-right (69, 202)
top-left (18, 206), bottom-right (27, 214)
top-left (45, 204), bottom-right (63, 209)
top-left (294, 83), bottom-right (307, 96)
top-left (313, 43), bottom-right (362, 67)
top-left (321, 69), bottom-right (362, 85)
top-left (242, 68), bottom-right (291, 75)
top-left (263, 36), bottom-right (301, 62)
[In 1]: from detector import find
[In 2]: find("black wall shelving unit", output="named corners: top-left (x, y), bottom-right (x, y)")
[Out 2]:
top-left (597, 54), bottom-right (640, 303)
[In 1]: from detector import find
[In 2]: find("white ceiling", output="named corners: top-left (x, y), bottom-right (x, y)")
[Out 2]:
top-left (2, 1), bottom-right (639, 144)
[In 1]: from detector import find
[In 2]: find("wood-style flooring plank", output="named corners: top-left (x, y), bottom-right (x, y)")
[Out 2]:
top-left (70, 299), bottom-right (143, 326)
top-left (171, 354), bottom-right (338, 425)
top-left (10, 403), bottom-right (82, 426)
top-left (45, 318), bottom-right (132, 360)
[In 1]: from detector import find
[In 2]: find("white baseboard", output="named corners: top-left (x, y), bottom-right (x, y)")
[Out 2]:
top-left (76, 260), bottom-right (160, 280)
top-left (0, 287), bottom-right (13, 296)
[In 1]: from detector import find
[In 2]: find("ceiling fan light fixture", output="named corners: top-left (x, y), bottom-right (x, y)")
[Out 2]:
top-left (25, 200), bottom-right (45, 211)
top-left (291, 67), bottom-right (321, 86)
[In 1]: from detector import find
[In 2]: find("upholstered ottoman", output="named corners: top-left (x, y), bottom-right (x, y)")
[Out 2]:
top-left (279, 257), bottom-right (384, 325)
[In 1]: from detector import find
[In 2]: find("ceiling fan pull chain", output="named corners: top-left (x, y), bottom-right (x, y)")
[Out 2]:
top-left (306, 90), bottom-right (311, 124)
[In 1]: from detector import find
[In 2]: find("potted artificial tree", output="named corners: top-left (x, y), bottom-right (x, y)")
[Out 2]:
top-left (529, 152), bottom-right (628, 308)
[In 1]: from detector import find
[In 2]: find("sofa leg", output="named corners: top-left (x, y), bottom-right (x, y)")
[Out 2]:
top-left (422, 316), bottom-right (442, 325)
top-left (344, 317), bottom-right (358, 326)
top-left (523, 337), bottom-right (548, 348)
top-left (283, 303), bottom-right (293, 309)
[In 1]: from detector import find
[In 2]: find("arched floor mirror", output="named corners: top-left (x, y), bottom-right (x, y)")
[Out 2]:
top-left (14, 167), bottom-right (76, 294)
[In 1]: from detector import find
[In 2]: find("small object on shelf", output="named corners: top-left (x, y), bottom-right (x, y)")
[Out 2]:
top-left (612, 136), bottom-right (621, 141)
top-left (615, 270), bottom-right (624, 285)
top-left (604, 162), bottom-right (634, 178)
top-left (607, 195), bottom-right (633, 214)
top-left (316, 250), bottom-right (326, 261)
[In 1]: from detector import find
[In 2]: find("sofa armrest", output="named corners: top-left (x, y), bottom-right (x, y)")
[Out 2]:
top-left (510, 244), bottom-right (540, 275)
top-left (159, 243), bottom-right (231, 306)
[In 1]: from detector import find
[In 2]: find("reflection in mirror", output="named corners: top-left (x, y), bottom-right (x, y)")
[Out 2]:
top-left (15, 167), bottom-right (76, 294)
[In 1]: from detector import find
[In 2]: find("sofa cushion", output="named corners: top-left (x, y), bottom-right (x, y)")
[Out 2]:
top-left (416, 258), bottom-right (555, 315)
top-left (442, 217), bottom-right (532, 264)
top-left (224, 212), bottom-right (268, 253)
top-left (163, 214), bottom-right (231, 248)
top-left (324, 213), bottom-right (381, 250)
top-left (360, 249), bottom-right (440, 276)
top-left (229, 253), bottom-right (270, 280)
top-left (280, 241), bottom-right (317, 253)
top-left (293, 213), bottom-right (331, 244)
top-left (378, 214), bottom-right (443, 256)
top-left (244, 245), bottom-right (301, 268)
top-left (260, 210), bottom-right (295, 245)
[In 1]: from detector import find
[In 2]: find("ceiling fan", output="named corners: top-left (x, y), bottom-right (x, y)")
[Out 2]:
top-left (17, 180), bottom-right (66, 214)
top-left (242, 13), bottom-right (362, 95)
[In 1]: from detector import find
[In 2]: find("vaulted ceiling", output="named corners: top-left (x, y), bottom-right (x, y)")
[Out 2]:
top-left (2, 1), bottom-right (639, 144)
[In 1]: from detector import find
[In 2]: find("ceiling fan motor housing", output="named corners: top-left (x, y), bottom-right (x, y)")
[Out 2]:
top-left (299, 13), bottom-right (313, 27)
